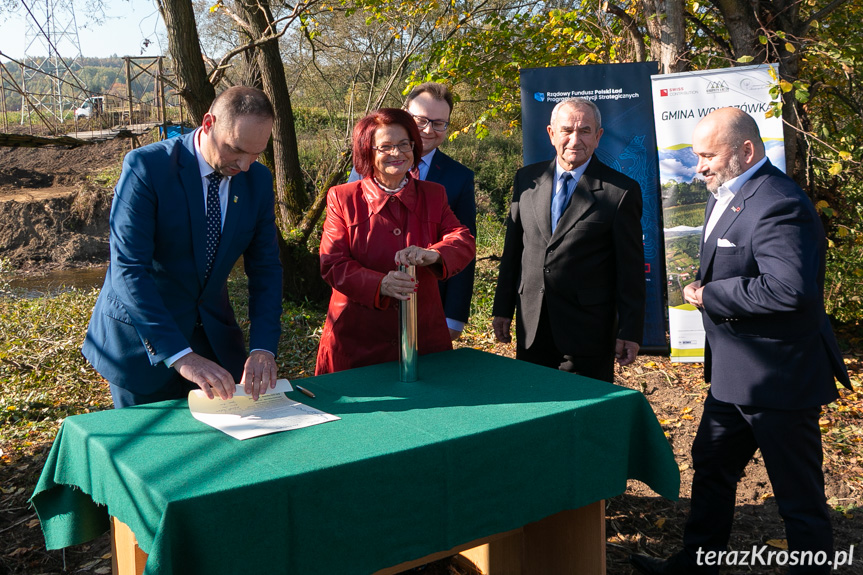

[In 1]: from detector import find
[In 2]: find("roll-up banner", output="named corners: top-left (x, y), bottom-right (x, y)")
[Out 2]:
top-left (651, 64), bottom-right (785, 362)
top-left (520, 63), bottom-right (667, 353)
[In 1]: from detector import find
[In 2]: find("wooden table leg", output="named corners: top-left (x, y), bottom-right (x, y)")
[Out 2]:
top-left (111, 517), bottom-right (148, 575)
top-left (114, 501), bottom-right (606, 575)
top-left (460, 500), bottom-right (606, 575)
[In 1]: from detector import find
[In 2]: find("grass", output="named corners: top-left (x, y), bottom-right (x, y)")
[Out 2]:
top-left (1, 214), bottom-right (861, 575)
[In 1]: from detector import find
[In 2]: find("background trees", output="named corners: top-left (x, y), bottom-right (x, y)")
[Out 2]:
top-left (4, 0), bottom-right (859, 317)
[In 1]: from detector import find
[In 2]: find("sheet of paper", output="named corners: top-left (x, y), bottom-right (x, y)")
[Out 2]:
top-left (188, 379), bottom-right (339, 440)
top-left (234, 378), bottom-right (294, 396)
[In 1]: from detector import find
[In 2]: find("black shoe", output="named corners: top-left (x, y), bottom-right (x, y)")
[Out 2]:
top-left (629, 552), bottom-right (719, 575)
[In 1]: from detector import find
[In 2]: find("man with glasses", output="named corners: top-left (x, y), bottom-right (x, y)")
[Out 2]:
top-left (350, 83), bottom-right (476, 340)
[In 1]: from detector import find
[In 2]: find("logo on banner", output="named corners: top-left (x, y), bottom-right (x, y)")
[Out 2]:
top-left (534, 92), bottom-right (546, 102)
top-left (659, 86), bottom-right (698, 97)
top-left (740, 77), bottom-right (771, 91)
top-left (706, 80), bottom-right (730, 94)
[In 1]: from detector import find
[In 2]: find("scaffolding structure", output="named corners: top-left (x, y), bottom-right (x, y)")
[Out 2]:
top-left (19, 0), bottom-right (89, 131)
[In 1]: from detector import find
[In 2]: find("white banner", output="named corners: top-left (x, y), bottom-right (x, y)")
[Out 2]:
top-left (651, 64), bottom-right (785, 362)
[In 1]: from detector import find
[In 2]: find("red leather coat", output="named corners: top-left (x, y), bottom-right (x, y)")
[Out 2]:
top-left (315, 176), bottom-right (476, 375)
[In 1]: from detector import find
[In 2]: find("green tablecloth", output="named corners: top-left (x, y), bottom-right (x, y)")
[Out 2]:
top-left (32, 348), bottom-right (679, 575)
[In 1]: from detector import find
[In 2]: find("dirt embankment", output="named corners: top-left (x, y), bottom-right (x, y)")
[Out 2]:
top-left (0, 131), bottom-right (133, 269)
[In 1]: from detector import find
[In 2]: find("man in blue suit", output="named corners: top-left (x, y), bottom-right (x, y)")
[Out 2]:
top-left (349, 83), bottom-right (476, 339)
top-left (83, 86), bottom-right (283, 408)
top-left (631, 108), bottom-right (851, 574)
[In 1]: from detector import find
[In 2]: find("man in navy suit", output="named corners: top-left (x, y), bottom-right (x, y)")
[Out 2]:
top-left (349, 83), bottom-right (476, 339)
top-left (83, 86), bottom-right (283, 408)
top-left (631, 107), bottom-right (851, 575)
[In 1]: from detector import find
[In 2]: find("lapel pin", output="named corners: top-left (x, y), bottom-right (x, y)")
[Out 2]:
top-left (233, 195), bottom-right (238, 203)
top-left (731, 205), bottom-right (742, 213)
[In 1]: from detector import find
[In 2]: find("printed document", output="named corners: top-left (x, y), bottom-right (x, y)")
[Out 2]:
top-left (188, 379), bottom-right (339, 440)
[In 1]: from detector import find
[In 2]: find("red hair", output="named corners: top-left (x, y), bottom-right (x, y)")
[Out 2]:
top-left (353, 108), bottom-right (423, 178)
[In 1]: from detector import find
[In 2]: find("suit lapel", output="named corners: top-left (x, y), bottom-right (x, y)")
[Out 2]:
top-left (215, 175), bottom-right (243, 280)
top-left (529, 160), bottom-right (557, 245)
top-left (700, 162), bottom-right (772, 278)
top-left (179, 133), bottom-right (208, 287)
top-left (550, 158), bottom-right (598, 243)
top-left (425, 149), bottom-right (449, 185)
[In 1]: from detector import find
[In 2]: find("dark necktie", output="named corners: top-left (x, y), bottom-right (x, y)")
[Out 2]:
top-left (205, 172), bottom-right (223, 279)
top-left (551, 172), bottom-right (573, 233)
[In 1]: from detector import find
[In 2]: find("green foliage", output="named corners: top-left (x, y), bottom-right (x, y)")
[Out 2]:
top-left (824, 202), bottom-right (863, 323)
top-left (662, 179), bottom-right (709, 207)
top-left (445, 128), bottom-right (522, 217)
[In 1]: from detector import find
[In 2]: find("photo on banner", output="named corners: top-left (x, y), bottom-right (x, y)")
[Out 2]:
top-left (651, 64), bottom-right (785, 362)
top-left (519, 62), bottom-right (667, 353)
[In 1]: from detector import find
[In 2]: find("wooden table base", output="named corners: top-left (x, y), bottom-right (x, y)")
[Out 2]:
top-left (110, 500), bottom-right (606, 575)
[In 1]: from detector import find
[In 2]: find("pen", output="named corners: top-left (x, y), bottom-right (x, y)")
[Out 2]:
top-left (295, 385), bottom-right (315, 399)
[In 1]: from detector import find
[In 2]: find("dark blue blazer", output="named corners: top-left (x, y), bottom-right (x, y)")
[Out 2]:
top-left (82, 132), bottom-right (283, 395)
top-left (424, 150), bottom-right (476, 325)
top-left (698, 160), bottom-right (851, 409)
top-left (349, 149), bottom-right (476, 325)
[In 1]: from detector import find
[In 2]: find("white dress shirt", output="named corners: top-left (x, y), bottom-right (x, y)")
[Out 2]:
top-left (703, 156), bottom-right (767, 240)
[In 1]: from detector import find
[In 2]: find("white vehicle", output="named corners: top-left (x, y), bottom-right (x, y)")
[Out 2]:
top-left (74, 96), bottom-right (105, 119)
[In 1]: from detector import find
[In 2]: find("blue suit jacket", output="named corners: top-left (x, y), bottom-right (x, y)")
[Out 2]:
top-left (349, 149), bottom-right (476, 325)
top-left (82, 131), bottom-right (283, 394)
top-left (698, 160), bottom-right (851, 409)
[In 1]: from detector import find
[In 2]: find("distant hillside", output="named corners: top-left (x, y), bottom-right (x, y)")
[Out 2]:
top-left (1, 56), bottom-right (159, 112)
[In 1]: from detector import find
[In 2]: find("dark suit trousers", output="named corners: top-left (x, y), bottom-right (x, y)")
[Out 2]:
top-left (110, 325), bottom-right (219, 408)
top-left (516, 303), bottom-right (615, 383)
top-left (683, 391), bottom-right (832, 574)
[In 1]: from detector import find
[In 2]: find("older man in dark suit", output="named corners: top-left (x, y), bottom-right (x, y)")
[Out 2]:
top-left (83, 86), bottom-right (283, 407)
top-left (492, 97), bottom-right (644, 382)
top-left (630, 107), bottom-right (852, 575)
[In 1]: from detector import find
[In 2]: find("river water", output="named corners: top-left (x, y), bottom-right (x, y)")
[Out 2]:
top-left (6, 265), bottom-right (107, 297)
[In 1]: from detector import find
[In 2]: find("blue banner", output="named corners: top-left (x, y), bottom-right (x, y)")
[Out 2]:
top-left (519, 62), bottom-right (667, 353)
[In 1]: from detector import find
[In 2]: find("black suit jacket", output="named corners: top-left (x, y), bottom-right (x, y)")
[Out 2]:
top-left (493, 157), bottom-right (645, 355)
top-left (698, 160), bottom-right (851, 408)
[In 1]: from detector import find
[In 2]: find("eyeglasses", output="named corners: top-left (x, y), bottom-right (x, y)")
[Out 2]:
top-left (412, 115), bottom-right (449, 132)
top-left (372, 141), bottom-right (414, 154)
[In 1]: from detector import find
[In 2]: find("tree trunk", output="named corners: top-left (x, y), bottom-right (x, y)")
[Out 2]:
top-left (237, 0), bottom-right (308, 230)
top-left (709, 0), bottom-right (763, 62)
top-left (157, 0), bottom-right (215, 124)
top-left (640, 0), bottom-right (687, 73)
top-left (236, 0), bottom-right (327, 303)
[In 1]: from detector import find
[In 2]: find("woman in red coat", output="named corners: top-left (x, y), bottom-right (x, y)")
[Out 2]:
top-left (315, 109), bottom-right (476, 375)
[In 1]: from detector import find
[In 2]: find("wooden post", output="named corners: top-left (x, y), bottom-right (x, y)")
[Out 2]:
top-left (158, 57), bottom-right (168, 140)
top-left (1, 67), bottom-right (8, 132)
top-left (111, 518), bottom-right (147, 575)
top-left (125, 57), bottom-right (134, 134)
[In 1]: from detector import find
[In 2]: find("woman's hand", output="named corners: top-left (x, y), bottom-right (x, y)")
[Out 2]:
top-left (380, 269), bottom-right (417, 301)
top-left (394, 246), bottom-right (441, 267)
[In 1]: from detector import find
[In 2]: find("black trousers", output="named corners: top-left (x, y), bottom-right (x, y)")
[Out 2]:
top-left (110, 325), bottom-right (219, 408)
top-left (682, 391), bottom-right (833, 575)
top-left (515, 303), bottom-right (615, 383)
